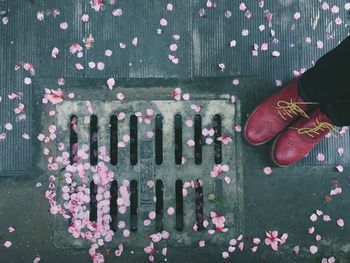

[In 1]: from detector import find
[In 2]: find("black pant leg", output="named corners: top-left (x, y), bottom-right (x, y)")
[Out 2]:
top-left (298, 35), bottom-right (350, 126)
top-left (320, 99), bottom-right (350, 126)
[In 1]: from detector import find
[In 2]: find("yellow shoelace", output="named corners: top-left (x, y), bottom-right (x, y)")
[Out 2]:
top-left (275, 100), bottom-right (316, 120)
top-left (292, 119), bottom-right (341, 138)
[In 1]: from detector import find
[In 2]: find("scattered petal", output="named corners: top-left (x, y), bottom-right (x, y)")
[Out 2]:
top-left (337, 218), bottom-right (344, 227)
top-left (309, 245), bottom-right (318, 254)
top-left (263, 167), bottom-right (272, 175)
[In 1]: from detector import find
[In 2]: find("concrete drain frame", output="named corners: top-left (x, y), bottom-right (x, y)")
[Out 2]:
top-left (43, 79), bottom-right (244, 249)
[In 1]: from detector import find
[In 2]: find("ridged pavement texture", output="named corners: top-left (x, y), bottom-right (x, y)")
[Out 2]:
top-left (1, 0), bottom-right (350, 176)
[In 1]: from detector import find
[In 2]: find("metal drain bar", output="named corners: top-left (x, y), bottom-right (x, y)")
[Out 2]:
top-left (54, 99), bottom-right (244, 248)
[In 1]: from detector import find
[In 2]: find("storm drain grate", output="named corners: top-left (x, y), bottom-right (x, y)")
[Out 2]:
top-left (53, 99), bottom-right (244, 248)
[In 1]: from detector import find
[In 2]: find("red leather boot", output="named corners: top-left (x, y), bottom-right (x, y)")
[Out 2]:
top-left (244, 78), bottom-right (315, 145)
top-left (272, 108), bottom-right (338, 167)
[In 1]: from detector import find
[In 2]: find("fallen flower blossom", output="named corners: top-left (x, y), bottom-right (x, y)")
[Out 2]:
top-left (309, 245), bottom-right (318, 254)
top-left (310, 213), bottom-right (317, 222)
top-left (222, 251), bottom-right (229, 259)
top-left (264, 231), bottom-right (288, 251)
top-left (107, 78), bottom-right (115, 90)
top-left (210, 164), bottom-right (229, 177)
top-left (308, 227), bottom-right (315, 234)
top-left (172, 87), bottom-right (181, 101)
top-left (3, 241), bottom-right (12, 248)
top-left (292, 245), bottom-right (300, 254)
top-left (263, 166), bottom-right (272, 175)
top-left (337, 218), bottom-right (344, 227)
top-left (217, 135), bottom-right (232, 144)
top-left (330, 187), bottom-right (342, 196)
top-left (335, 165), bottom-right (343, 172)
top-left (323, 215), bottom-right (331, 222)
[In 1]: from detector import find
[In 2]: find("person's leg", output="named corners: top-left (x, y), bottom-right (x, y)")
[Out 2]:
top-left (298, 35), bottom-right (350, 106)
top-left (320, 98), bottom-right (350, 126)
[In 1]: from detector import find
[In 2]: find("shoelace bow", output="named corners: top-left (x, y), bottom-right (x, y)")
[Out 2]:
top-left (292, 118), bottom-right (341, 138)
top-left (275, 100), bottom-right (316, 120)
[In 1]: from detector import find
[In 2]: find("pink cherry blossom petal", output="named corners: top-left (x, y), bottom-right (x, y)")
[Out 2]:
top-left (185, 119), bottom-right (193, 127)
top-left (308, 227), bottom-right (315, 234)
top-left (187, 139), bottom-right (195, 147)
top-left (144, 219), bottom-right (151, 226)
top-left (263, 167), bottom-right (272, 175)
top-left (132, 37), bottom-right (138, 46)
top-left (323, 215), bottom-right (331, 222)
top-left (105, 49), bottom-right (113, 56)
top-left (160, 18), bottom-right (168, 26)
top-left (60, 22), bottom-right (68, 30)
top-left (253, 238), bottom-right (261, 245)
top-left (107, 78), bottom-right (115, 90)
top-left (167, 207), bottom-right (175, 216)
top-left (24, 77), bottom-right (32, 85)
top-left (182, 93), bottom-right (190, 101)
top-left (272, 51), bottom-right (280, 57)
top-left (336, 165), bottom-right (343, 172)
top-left (317, 41), bottom-right (324, 49)
top-left (123, 229), bottom-right (130, 237)
top-left (292, 246), bottom-right (300, 254)
top-left (229, 40), bottom-right (237, 47)
top-left (170, 44), bottom-right (178, 51)
top-left (222, 252), bottom-right (229, 259)
top-left (3, 241), bottom-right (12, 248)
top-left (51, 47), bottom-right (59, 58)
top-left (112, 9), bottom-right (123, 16)
top-left (310, 213), bottom-right (317, 222)
top-left (309, 245), bottom-right (318, 254)
top-left (337, 218), bottom-right (344, 227)
top-left (4, 123), bottom-right (13, 131)
top-left (33, 256), bottom-right (41, 263)
top-left (317, 153), bottom-right (325, 161)
top-left (331, 5), bottom-right (339, 14)
top-left (148, 211), bottom-right (156, 220)
top-left (75, 63), bottom-right (84, 70)
top-left (81, 14), bottom-right (89, 22)
top-left (167, 3), bottom-right (173, 11)
top-left (97, 62), bottom-right (105, 70)
top-left (293, 12), bottom-right (301, 20)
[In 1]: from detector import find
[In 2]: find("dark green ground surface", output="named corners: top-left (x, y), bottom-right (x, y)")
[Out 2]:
top-left (1, 0), bottom-right (350, 262)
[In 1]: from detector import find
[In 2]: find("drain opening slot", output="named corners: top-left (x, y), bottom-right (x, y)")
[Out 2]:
top-left (90, 115), bottom-right (98, 166)
top-left (69, 115), bottom-right (78, 164)
top-left (110, 180), bottom-right (118, 231)
top-left (175, 179), bottom-right (184, 230)
top-left (130, 115), bottom-right (138, 165)
top-left (174, 114), bottom-right (182, 165)
top-left (110, 115), bottom-right (118, 166)
top-left (155, 114), bottom-right (163, 165)
top-left (130, 180), bottom-right (138, 231)
top-left (155, 180), bottom-right (164, 231)
top-left (213, 114), bottom-right (222, 164)
top-left (89, 181), bottom-right (98, 222)
top-left (195, 180), bottom-right (204, 231)
top-left (194, 114), bottom-right (202, 165)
